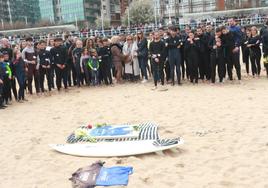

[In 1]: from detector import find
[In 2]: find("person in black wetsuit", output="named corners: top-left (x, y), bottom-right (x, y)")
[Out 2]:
top-left (195, 27), bottom-right (207, 81)
top-left (50, 38), bottom-right (68, 91)
top-left (149, 31), bottom-right (165, 89)
top-left (98, 38), bottom-right (112, 85)
top-left (166, 26), bottom-right (183, 85)
top-left (72, 40), bottom-right (83, 87)
top-left (184, 31), bottom-right (199, 84)
top-left (247, 26), bottom-right (262, 77)
top-left (263, 21), bottom-right (268, 77)
top-left (242, 28), bottom-right (251, 76)
top-left (209, 28), bottom-right (225, 84)
top-left (221, 26), bottom-right (237, 81)
top-left (38, 40), bottom-right (52, 93)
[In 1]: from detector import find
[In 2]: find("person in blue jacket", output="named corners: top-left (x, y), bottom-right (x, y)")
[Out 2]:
top-left (13, 51), bottom-right (27, 102)
top-left (0, 53), bottom-right (7, 109)
top-left (228, 18), bottom-right (242, 81)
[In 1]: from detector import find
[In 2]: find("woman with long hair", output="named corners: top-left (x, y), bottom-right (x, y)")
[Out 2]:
top-left (123, 35), bottom-right (134, 81)
top-left (137, 31), bottom-right (149, 83)
top-left (85, 38), bottom-right (95, 52)
top-left (247, 26), bottom-right (262, 77)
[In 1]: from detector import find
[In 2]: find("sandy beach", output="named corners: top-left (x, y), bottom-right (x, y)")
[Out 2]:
top-left (1, 72), bottom-right (268, 188)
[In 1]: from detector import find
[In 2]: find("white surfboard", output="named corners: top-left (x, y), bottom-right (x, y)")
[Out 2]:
top-left (49, 139), bottom-right (184, 157)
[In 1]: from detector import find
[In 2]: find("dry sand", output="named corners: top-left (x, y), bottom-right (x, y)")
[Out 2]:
top-left (1, 73), bottom-right (268, 188)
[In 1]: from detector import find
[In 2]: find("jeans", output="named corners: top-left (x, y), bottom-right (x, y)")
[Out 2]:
top-left (152, 61), bottom-right (164, 86)
top-left (91, 70), bottom-right (99, 86)
top-left (17, 75), bottom-right (25, 100)
top-left (169, 49), bottom-right (181, 84)
top-left (138, 56), bottom-right (148, 80)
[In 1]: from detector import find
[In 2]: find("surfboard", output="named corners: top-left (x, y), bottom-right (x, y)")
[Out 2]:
top-left (49, 139), bottom-right (184, 157)
top-left (85, 124), bottom-right (140, 139)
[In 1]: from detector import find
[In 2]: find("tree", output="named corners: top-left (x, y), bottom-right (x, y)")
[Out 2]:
top-left (122, 0), bottom-right (154, 26)
top-left (95, 16), bottom-right (111, 29)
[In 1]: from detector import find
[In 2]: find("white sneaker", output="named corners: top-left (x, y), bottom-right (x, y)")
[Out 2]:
top-left (141, 79), bottom-right (148, 84)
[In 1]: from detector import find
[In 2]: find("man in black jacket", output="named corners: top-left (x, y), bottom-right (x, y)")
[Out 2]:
top-left (38, 40), bottom-right (52, 93)
top-left (166, 26), bottom-right (182, 85)
top-left (98, 38), bottom-right (112, 85)
top-left (50, 38), bottom-right (68, 91)
top-left (221, 26), bottom-right (240, 81)
top-left (210, 28), bottom-right (225, 84)
top-left (196, 27), bottom-right (207, 81)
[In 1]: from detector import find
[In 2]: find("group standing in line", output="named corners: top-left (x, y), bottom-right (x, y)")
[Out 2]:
top-left (0, 18), bottom-right (268, 109)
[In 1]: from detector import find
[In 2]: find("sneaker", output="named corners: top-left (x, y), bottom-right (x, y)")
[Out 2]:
top-left (141, 79), bottom-right (148, 84)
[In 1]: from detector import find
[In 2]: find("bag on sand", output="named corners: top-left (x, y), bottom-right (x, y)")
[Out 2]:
top-left (69, 161), bottom-right (104, 188)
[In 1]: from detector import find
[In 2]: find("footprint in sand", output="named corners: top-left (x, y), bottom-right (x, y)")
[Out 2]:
top-left (175, 163), bottom-right (185, 168)
top-left (14, 155), bottom-right (21, 160)
top-left (140, 176), bottom-right (151, 184)
top-left (30, 137), bottom-right (42, 145)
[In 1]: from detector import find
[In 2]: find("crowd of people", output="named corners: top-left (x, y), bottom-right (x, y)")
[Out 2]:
top-left (0, 18), bottom-right (268, 109)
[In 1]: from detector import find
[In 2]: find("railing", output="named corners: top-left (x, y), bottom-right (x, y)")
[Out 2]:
top-left (3, 16), bottom-right (268, 43)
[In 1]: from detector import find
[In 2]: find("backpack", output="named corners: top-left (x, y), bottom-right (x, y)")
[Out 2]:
top-left (69, 161), bottom-right (104, 188)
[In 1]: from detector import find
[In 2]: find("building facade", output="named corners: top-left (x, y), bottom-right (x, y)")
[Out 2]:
top-left (39, 0), bottom-right (101, 24)
top-left (0, 0), bottom-right (41, 25)
top-left (157, 0), bottom-right (268, 23)
top-left (39, 0), bottom-right (55, 23)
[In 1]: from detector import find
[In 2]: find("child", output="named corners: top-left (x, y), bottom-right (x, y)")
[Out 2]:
top-left (72, 40), bottom-right (83, 87)
top-left (2, 52), bottom-right (12, 105)
top-left (87, 49), bottom-right (100, 86)
top-left (38, 40), bottom-right (52, 93)
top-left (13, 51), bottom-right (27, 102)
top-left (0, 53), bottom-right (6, 109)
top-left (80, 48), bottom-right (91, 86)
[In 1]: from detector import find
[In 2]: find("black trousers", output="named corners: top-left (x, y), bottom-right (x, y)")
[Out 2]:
top-left (27, 64), bottom-right (40, 94)
top-left (250, 50), bottom-right (261, 76)
top-left (0, 84), bottom-right (3, 106)
top-left (10, 78), bottom-right (17, 100)
top-left (198, 53), bottom-right (206, 80)
top-left (55, 67), bottom-right (68, 90)
top-left (165, 60), bottom-right (170, 82)
top-left (100, 61), bottom-right (111, 85)
top-left (67, 59), bottom-right (77, 86)
top-left (243, 49), bottom-right (250, 74)
top-left (204, 51), bottom-right (211, 80)
top-left (211, 53), bottom-right (225, 83)
top-left (188, 56), bottom-right (199, 83)
top-left (3, 77), bottom-right (11, 103)
top-left (40, 68), bottom-right (52, 92)
top-left (264, 63), bottom-right (268, 77)
top-left (227, 51), bottom-right (241, 80)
